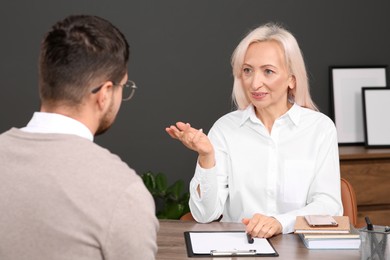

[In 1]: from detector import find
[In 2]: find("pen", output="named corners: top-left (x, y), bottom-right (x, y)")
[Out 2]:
top-left (246, 232), bottom-right (254, 244)
top-left (365, 216), bottom-right (385, 260)
top-left (365, 216), bottom-right (373, 230)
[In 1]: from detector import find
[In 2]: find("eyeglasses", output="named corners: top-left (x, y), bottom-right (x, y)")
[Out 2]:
top-left (91, 80), bottom-right (137, 101)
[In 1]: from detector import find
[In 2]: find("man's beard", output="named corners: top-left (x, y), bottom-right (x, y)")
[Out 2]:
top-left (95, 101), bottom-right (116, 136)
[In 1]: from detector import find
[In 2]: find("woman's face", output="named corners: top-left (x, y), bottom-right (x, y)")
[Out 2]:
top-left (241, 41), bottom-right (295, 114)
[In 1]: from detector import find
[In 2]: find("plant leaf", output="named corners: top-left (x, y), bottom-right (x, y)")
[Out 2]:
top-left (161, 201), bottom-right (185, 219)
top-left (140, 171), bottom-right (190, 219)
top-left (155, 172), bottom-right (167, 196)
top-left (141, 171), bottom-right (156, 195)
top-left (166, 179), bottom-right (184, 201)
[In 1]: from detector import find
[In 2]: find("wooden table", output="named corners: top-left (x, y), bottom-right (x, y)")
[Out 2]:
top-left (157, 220), bottom-right (360, 259)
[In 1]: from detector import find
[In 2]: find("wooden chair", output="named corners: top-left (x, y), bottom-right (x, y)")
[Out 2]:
top-left (180, 212), bottom-right (222, 222)
top-left (180, 211), bottom-right (195, 221)
top-left (340, 177), bottom-right (358, 227)
top-left (180, 178), bottom-right (359, 227)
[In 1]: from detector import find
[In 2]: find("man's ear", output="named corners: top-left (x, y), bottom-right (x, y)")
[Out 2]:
top-left (96, 81), bottom-right (114, 110)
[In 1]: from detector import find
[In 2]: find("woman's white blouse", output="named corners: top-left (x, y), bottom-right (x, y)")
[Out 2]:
top-left (189, 104), bottom-right (343, 234)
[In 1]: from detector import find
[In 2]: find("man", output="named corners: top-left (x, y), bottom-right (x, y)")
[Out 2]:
top-left (0, 15), bottom-right (158, 259)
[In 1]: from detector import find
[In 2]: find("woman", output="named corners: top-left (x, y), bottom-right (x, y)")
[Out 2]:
top-left (166, 23), bottom-right (342, 238)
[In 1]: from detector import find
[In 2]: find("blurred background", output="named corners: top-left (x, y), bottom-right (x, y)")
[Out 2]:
top-left (1, 0), bottom-right (389, 189)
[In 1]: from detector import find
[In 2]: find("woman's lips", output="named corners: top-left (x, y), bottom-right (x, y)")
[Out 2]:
top-left (251, 92), bottom-right (267, 99)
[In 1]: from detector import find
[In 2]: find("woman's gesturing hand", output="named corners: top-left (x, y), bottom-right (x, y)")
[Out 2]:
top-left (165, 122), bottom-right (215, 168)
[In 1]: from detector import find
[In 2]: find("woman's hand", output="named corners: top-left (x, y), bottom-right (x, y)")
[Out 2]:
top-left (242, 213), bottom-right (283, 238)
top-left (165, 122), bottom-right (215, 168)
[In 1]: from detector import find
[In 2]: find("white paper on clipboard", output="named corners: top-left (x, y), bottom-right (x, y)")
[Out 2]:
top-left (186, 231), bottom-right (277, 256)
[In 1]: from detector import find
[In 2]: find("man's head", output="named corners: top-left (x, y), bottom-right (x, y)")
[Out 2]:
top-left (39, 15), bottom-right (130, 134)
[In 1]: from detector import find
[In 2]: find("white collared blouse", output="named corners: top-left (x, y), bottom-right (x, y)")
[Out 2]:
top-left (189, 104), bottom-right (343, 234)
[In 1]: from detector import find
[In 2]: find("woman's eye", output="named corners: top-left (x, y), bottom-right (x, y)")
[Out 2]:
top-left (265, 69), bottom-right (274, 75)
top-left (243, 67), bottom-right (252, 74)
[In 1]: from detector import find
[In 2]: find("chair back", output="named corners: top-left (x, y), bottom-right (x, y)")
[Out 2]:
top-left (180, 212), bottom-right (195, 221)
top-left (340, 177), bottom-right (358, 227)
top-left (180, 212), bottom-right (222, 222)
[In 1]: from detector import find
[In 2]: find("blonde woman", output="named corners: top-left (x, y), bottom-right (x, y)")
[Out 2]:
top-left (166, 23), bottom-right (342, 238)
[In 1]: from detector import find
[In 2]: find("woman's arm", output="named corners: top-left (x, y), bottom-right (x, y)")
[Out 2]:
top-left (166, 121), bottom-right (230, 222)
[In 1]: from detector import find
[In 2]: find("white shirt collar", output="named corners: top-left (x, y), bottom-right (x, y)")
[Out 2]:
top-left (20, 112), bottom-right (94, 141)
top-left (239, 103), bottom-right (301, 126)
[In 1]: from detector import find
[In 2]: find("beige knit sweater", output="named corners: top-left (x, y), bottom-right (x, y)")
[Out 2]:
top-left (0, 128), bottom-right (158, 260)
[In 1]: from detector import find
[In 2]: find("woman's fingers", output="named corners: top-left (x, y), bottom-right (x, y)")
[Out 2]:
top-left (166, 122), bottom-right (215, 168)
top-left (243, 214), bottom-right (282, 238)
top-left (241, 218), bottom-right (250, 225)
top-left (165, 126), bottom-right (181, 139)
top-left (176, 122), bottom-right (191, 131)
top-left (165, 122), bottom-right (204, 151)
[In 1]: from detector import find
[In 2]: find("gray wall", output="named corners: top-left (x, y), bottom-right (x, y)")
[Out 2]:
top-left (1, 0), bottom-right (389, 187)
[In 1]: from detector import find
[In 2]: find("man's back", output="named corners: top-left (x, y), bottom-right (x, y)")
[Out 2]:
top-left (0, 128), bottom-right (158, 259)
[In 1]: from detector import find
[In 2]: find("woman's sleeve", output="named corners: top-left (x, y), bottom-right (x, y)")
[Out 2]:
top-left (188, 124), bottom-right (230, 223)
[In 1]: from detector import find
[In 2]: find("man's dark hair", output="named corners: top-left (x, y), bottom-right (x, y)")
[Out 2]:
top-left (39, 15), bottom-right (129, 106)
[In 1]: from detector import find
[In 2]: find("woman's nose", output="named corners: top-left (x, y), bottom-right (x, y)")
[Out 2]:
top-left (250, 73), bottom-right (264, 90)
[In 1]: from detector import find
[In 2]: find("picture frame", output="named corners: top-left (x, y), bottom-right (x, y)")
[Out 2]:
top-left (362, 87), bottom-right (390, 148)
top-left (329, 66), bottom-right (387, 145)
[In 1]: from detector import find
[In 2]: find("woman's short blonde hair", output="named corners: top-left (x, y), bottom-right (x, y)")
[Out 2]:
top-left (231, 23), bottom-right (317, 111)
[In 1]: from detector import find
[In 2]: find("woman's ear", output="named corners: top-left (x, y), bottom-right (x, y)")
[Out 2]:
top-left (288, 75), bottom-right (296, 90)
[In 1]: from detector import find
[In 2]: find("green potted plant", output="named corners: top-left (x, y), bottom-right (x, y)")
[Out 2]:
top-left (141, 171), bottom-right (190, 219)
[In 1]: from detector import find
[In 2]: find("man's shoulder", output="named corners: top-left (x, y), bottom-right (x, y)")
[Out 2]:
top-left (67, 137), bottom-right (140, 183)
top-left (0, 129), bottom-right (142, 187)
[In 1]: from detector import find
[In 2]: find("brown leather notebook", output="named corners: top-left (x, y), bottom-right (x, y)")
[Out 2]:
top-left (294, 216), bottom-right (351, 234)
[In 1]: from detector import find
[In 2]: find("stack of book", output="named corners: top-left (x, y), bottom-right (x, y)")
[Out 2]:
top-left (294, 216), bottom-right (361, 249)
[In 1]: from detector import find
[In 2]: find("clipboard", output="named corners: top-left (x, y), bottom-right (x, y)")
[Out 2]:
top-left (184, 231), bottom-right (279, 257)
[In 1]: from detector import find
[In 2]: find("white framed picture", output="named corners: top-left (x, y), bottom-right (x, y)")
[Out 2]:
top-left (330, 66), bottom-right (387, 145)
top-left (362, 87), bottom-right (390, 148)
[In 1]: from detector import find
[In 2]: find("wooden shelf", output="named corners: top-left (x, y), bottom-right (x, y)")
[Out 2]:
top-left (339, 146), bottom-right (390, 226)
top-left (339, 146), bottom-right (390, 160)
